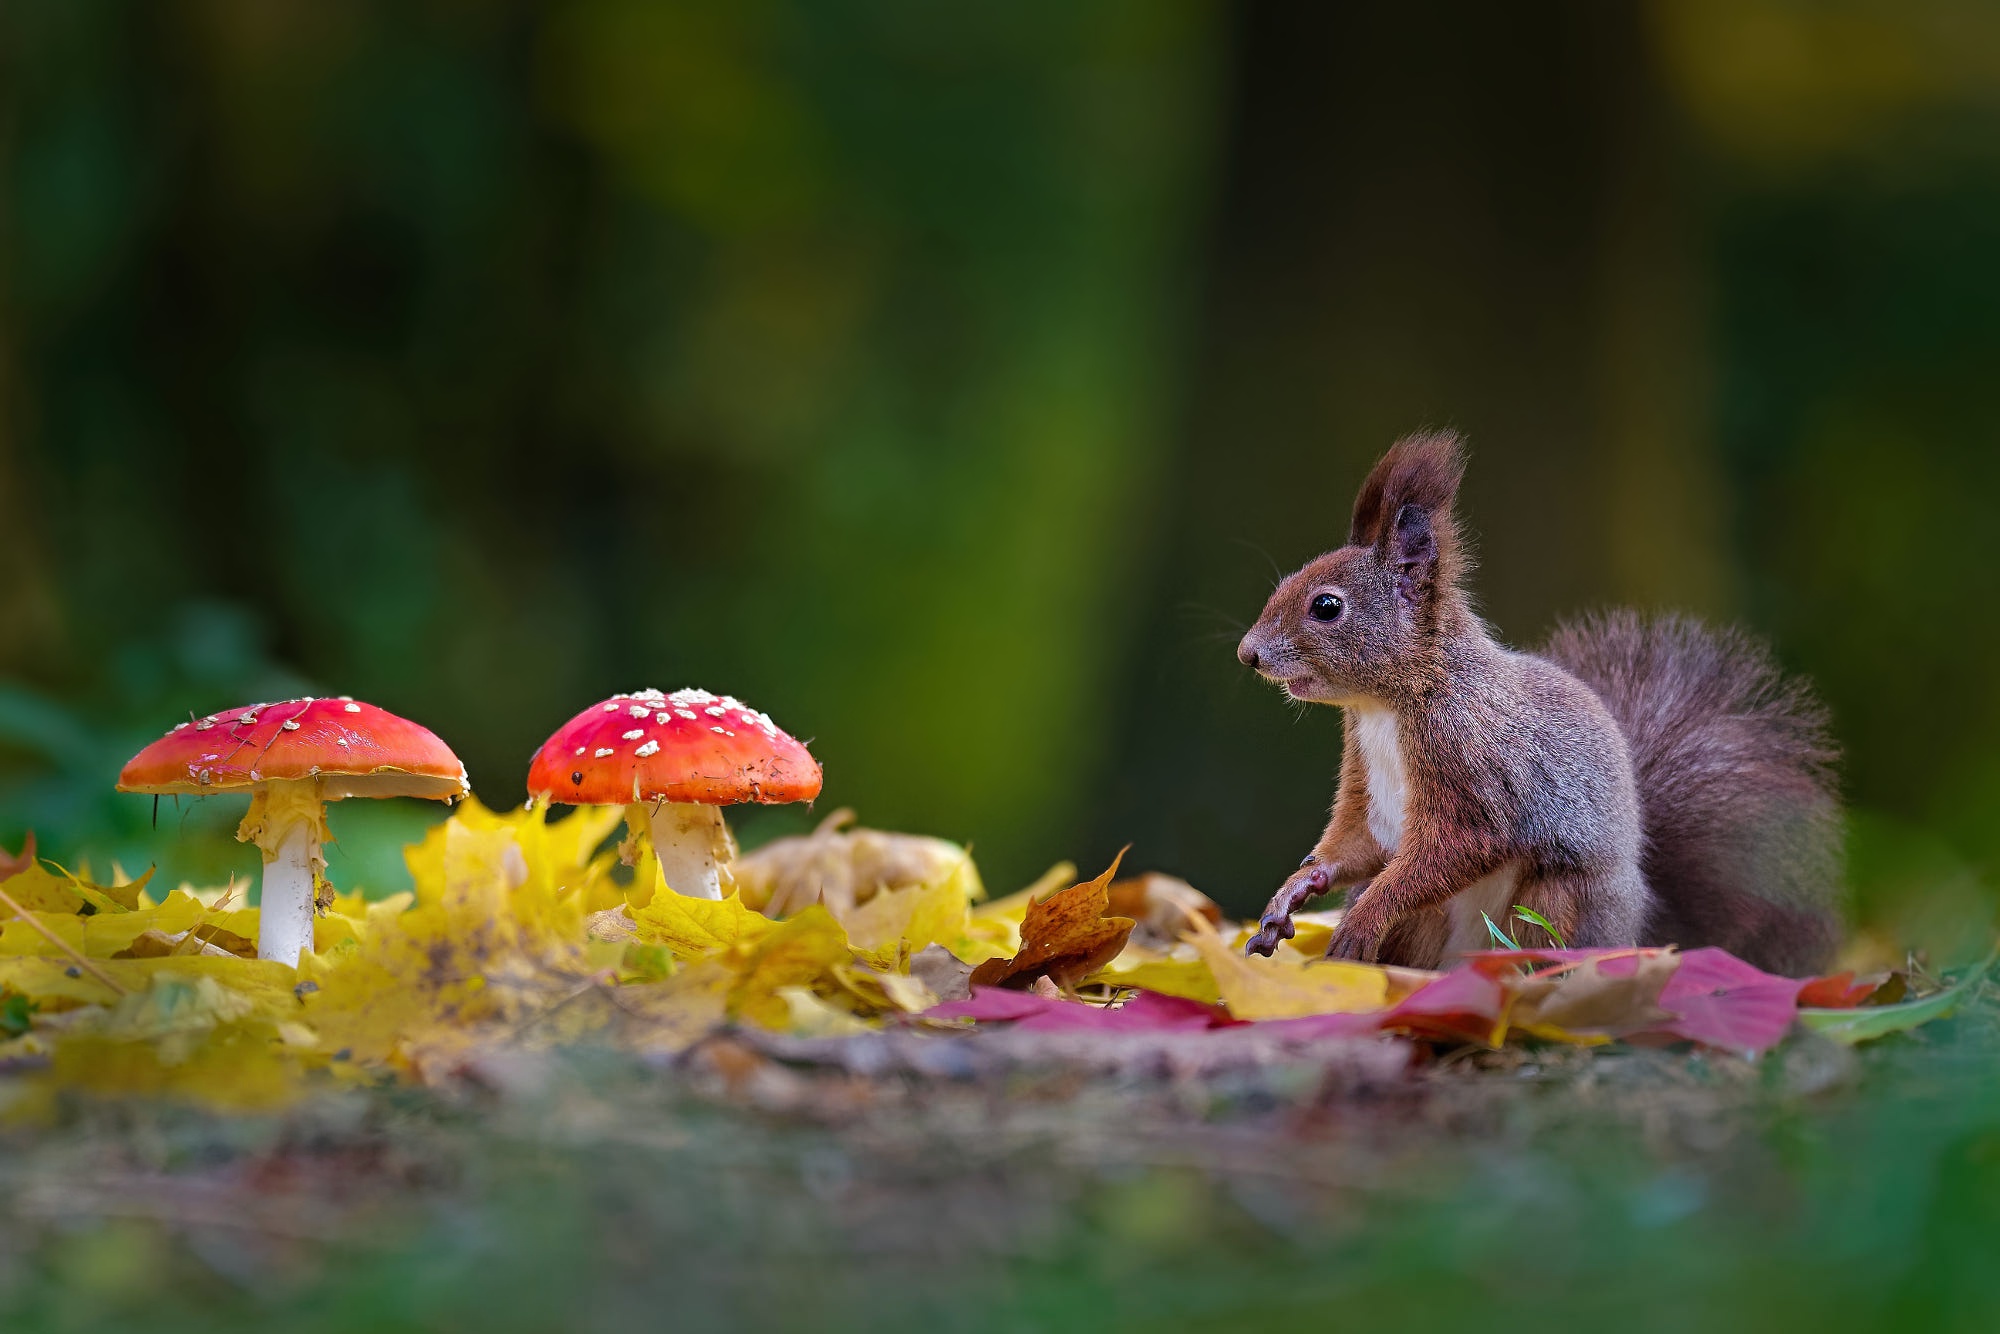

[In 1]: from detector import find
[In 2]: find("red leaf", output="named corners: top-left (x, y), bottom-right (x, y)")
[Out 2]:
top-left (1382, 966), bottom-right (1508, 1045)
top-left (1795, 970), bottom-right (1886, 1009)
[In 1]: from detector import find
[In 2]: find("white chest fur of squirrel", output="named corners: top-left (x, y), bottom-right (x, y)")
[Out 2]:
top-left (1236, 431), bottom-right (1842, 976)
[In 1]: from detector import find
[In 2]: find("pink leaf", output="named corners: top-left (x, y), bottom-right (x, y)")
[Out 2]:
top-left (1642, 947), bottom-right (1806, 1055)
top-left (926, 987), bottom-right (1230, 1032)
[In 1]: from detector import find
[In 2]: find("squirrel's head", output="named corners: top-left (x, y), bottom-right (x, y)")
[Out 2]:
top-left (1237, 430), bottom-right (1470, 705)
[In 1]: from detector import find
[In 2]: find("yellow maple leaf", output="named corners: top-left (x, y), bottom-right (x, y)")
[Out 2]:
top-left (0, 912), bottom-right (85, 959)
top-left (0, 955), bottom-right (298, 1011)
top-left (723, 906), bottom-right (852, 1030)
top-left (1186, 919), bottom-right (1388, 1020)
top-left (301, 809), bottom-right (602, 1071)
top-left (1089, 954), bottom-right (1223, 1006)
top-left (629, 888), bottom-right (774, 955)
top-left (777, 986), bottom-right (875, 1037)
top-left (0, 863), bottom-right (86, 916)
top-left (836, 850), bottom-right (978, 965)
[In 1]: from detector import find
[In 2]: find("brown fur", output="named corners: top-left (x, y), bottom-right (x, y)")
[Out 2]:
top-left (1238, 431), bottom-right (1841, 976)
top-left (1544, 612), bottom-right (1843, 974)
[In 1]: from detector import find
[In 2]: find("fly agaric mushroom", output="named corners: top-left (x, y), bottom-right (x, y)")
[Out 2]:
top-left (118, 697), bottom-right (468, 966)
top-left (526, 689), bottom-right (821, 901)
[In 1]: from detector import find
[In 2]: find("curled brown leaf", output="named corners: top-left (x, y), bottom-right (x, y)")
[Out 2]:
top-left (968, 851), bottom-right (1134, 994)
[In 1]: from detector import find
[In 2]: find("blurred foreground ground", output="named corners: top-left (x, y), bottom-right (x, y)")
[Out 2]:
top-left (4, 998), bottom-right (1997, 1333)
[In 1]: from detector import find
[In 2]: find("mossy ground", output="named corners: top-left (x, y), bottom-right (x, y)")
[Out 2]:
top-left (4, 995), bottom-right (1998, 1334)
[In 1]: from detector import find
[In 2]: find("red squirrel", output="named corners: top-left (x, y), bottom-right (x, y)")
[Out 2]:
top-left (1237, 431), bottom-right (1841, 975)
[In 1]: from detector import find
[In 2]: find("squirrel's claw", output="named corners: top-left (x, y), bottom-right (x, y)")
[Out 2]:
top-left (1245, 914), bottom-right (1296, 957)
top-left (1324, 930), bottom-right (1372, 963)
top-left (1246, 862), bottom-right (1332, 957)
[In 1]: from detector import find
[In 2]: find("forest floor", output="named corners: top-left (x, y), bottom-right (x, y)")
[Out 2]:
top-left (4, 995), bottom-right (1998, 1334)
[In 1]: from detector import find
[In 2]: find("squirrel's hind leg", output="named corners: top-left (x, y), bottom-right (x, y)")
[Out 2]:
top-left (1373, 906), bottom-right (1451, 970)
top-left (1512, 865), bottom-right (1649, 952)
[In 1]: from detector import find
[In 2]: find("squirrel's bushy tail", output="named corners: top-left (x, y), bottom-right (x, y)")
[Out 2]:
top-left (1543, 611), bottom-right (1843, 976)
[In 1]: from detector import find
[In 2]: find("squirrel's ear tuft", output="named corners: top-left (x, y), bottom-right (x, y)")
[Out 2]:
top-left (1348, 430), bottom-right (1467, 549)
top-left (1390, 503), bottom-right (1439, 612)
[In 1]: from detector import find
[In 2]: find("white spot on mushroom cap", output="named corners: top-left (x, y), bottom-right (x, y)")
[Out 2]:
top-left (675, 709), bottom-right (696, 720)
top-left (621, 729), bottom-right (645, 741)
top-left (628, 704), bottom-right (650, 718)
top-left (635, 740), bottom-right (660, 757)
top-left (574, 747), bottom-right (585, 757)
top-left (338, 695), bottom-right (354, 701)
top-left (655, 711), bottom-right (671, 724)
top-left (343, 703), bottom-right (361, 714)
top-left (282, 719), bottom-right (301, 731)
top-left (594, 747), bottom-right (614, 758)
top-left (336, 738), bottom-right (350, 747)
top-left (711, 726), bottom-right (727, 734)
top-left (196, 720), bottom-right (214, 730)
top-left (603, 703), bottom-right (620, 712)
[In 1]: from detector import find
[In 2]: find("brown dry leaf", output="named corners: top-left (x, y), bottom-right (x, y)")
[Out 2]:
top-left (113, 929), bottom-right (235, 960)
top-left (0, 832), bottom-right (36, 881)
top-left (962, 861), bottom-right (1074, 960)
top-left (1506, 951), bottom-right (1680, 1039)
top-left (910, 943), bottom-right (974, 1003)
top-left (1106, 872), bottom-right (1221, 947)
top-left (585, 905), bottom-right (640, 943)
top-left (968, 851), bottom-right (1134, 993)
top-left (733, 809), bottom-right (986, 919)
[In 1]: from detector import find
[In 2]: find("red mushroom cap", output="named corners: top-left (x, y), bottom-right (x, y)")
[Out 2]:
top-left (526, 688), bottom-right (821, 808)
top-left (118, 698), bottom-right (469, 801)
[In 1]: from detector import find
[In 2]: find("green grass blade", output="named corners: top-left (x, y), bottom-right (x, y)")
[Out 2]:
top-left (1511, 905), bottom-right (1568, 950)
top-left (1482, 911), bottom-right (1520, 951)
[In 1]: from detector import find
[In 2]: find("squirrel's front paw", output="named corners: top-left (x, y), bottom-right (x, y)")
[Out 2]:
top-left (1245, 913), bottom-right (1295, 957)
top-left (1245, 862), bottom-right (1332, 957)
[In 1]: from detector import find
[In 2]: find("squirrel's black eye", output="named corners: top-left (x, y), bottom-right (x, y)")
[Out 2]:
top-left (1309, 592), bottom-right (1344, 622)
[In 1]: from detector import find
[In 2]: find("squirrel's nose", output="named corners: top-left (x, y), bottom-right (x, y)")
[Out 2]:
top-left (1238, 639), bottom-right (1261, 670)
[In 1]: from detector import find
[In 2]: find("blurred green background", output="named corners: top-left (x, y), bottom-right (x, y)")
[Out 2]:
top-left (2, 0), bottom-right (1996, 941)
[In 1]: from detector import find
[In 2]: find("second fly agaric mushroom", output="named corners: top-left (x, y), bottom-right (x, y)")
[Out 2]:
top-left (118, 698), bottom-right (468, 966)
top-left (526, 689), bottom-right (821, 901)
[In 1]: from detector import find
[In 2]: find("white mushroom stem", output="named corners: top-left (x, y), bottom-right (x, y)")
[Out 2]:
top-left (260, 820), bottom-right (318, 966)
top-left (641, 800), bottom-right (733, 901)
top-left (237, 778), bottom-right (329, 968)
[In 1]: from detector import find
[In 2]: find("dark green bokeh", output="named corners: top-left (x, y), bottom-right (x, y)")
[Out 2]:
top-left (3, 1), bottom-right (1996, 939)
